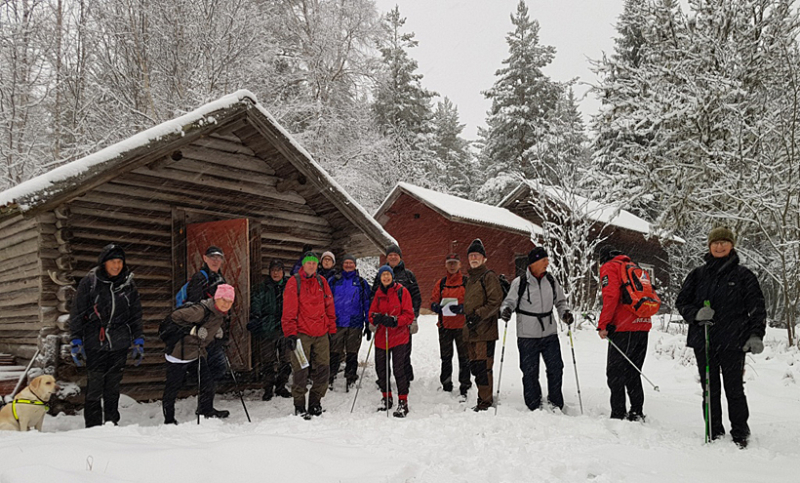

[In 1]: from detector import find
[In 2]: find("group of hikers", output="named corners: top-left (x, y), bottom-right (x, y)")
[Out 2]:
top-left (68, 226), bottom-right (766, 448)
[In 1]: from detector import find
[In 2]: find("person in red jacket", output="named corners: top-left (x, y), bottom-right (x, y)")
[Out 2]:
top-left (430, 253), bottom-right (471, 399)
top-left (282, 251), bottom-right (336, 418)
top-left (370, 264), bottom-right (415, 418)
top-left (597, 246), bottom-right (653, 421)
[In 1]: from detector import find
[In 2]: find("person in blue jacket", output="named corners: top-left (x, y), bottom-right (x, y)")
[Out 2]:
top-left (328, 254), bottom-right (371, 390)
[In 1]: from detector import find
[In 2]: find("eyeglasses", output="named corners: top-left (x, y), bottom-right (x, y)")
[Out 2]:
top-left (710, 240), bottom-right (732, 246)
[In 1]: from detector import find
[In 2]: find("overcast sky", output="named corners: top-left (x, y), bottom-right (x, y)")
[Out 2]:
top-left (372, 0), bottom-right (625, 139)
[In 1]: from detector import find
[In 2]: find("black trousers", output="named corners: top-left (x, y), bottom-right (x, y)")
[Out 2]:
top-left (375, 343), bottom-right (410, 397)
top-left (693, 347), bottom-right (749, 440)
top-left (438, 327), bottom-right (471, 394)
top-left (518, 335), bottom-right (564, 410)
top-left (84, 349), bottom-right (128, 428)
top-left (606, 331), bottom-right (648, 418)
top-left (329, 327), bottom-right (363, 383)
top-left (254, 337), bottom-right (291, 393)
top-left (162, 356), bottom-right (220, 422)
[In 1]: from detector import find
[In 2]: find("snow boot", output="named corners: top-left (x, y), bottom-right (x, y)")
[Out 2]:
top-left (307, 404), bottom-right (323, 417)
top-left (626, 411), bottom-right (646, 423)
top-left (262, 390), bottom-right (274, 402)
top-left (378, 395), bottom-right (393, 412)
top-left (295, 405), bottom-right (311, 420)
top-left (203, 409), bottom-right (230, 419)
top-left (275, 386), bottom-right (292, 399)
top-left (393, 399), bottom-right (409, 418)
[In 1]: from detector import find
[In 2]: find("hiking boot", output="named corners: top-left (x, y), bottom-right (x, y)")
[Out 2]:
top-left (307, 404), bottom-right (323, 417)
top-left (393, 400), bottom-right (409, 418)
top-left (275, 386), bottom-right (292, 399)
top-left (378, 396), bottom-right (393, 412)
top-left (442, 382), bottom-right (453, 392)
top-left (733, 435), bottom-right (749, 449)
top-left (164, 418), bottom-right (178, 425)
top-left (626, 411), bottom-right (646, 423)
top-left (262, 391), bottom-right (274, 401)
top-left (295, 405), bottom-right (307, 417)
top-left (203, 409), bottom-right (230, 419)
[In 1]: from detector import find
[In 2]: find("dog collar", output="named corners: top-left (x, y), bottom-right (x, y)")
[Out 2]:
top-left (11, 399), bottom-right (49, 421)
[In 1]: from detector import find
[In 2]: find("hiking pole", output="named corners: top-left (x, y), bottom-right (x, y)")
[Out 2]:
top-left (385, 327), bottom-right (390, 418)
top-left (224, 353), bottom-right (251, 423)
top-left (350, 332), bottom-right (375, 413)
top-left (582, 314), bottom-right (660, 392)
top-left (494, 318), bottom-right (509, 415)
top-left (701, 320), bottom-right (713, 443)
top-left (197, 356), bottom-right (201, 425)
top-left (566, 324), bottom-right (583, 415)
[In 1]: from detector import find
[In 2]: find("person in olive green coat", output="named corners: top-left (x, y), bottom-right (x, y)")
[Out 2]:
top-left (462, 239), bottom-right (504, 412)
top-left (248, 260), bottom-right (292, 401)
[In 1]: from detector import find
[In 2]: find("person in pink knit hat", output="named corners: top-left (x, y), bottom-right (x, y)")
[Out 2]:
top-left (161, 284), bottom-right (236, 424)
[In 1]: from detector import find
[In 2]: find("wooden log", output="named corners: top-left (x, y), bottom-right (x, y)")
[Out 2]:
top-left (71, 229), bottom-right (171, 248)
top-left (191, 136), bottom-right (256, 156)
top-left (55, 228), bottom-right (73, 244)
top-left (0, 249), bottom-right (39, 272)
top-left (56, 254), bottom-right (76, 271)
top-left (0, 214), bottom-right (28, 231)
top-left (0, 305), bottom-right (40, 319)
top-left (80, 188), bottom-right (172, 214)
top-left (0, 288), bottom-right (39, 305)
top-left (181, 145), bottom-right (276, 175)
top-left (0, 218), bottom-right (37, 242)
top-left (0, 275), bottom-right (39, 291)
top-left (150, 158), bottom-right (278, 187)
top-left (69, 205), bottom-right (171, 226)
top-left (69, 218), bottom-right (170, 238)
top-left (54, 205), bottom-right (70, 219)
top-left (261, 231), bottom-right (332, 245)
top-left (0, 226), bottom-right (38, 249)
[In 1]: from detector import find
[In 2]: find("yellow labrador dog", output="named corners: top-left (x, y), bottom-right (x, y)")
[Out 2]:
top-left (0, 375), bottom-right (58, 432)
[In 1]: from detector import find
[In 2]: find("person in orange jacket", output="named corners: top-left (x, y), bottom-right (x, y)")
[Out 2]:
top-left (370, 265), bottom-right (415, 418)
top-left (282, 251), bottom-right (336, 418)
top-left (430, 253), bottom-right (471, 399)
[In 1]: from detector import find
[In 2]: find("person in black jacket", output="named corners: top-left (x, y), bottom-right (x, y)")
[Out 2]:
top-left (676, 227), bottom-right (766, 449)
top-left (186, 245), bottom-right (228, 409)
top-left (372, 244), bottom-right (421, 381)
top-left (69, 244), bottom-right (143, 428)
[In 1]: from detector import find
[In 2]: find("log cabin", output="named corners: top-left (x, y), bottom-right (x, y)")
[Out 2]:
top-left (0, 90), bottom-right (394, 405)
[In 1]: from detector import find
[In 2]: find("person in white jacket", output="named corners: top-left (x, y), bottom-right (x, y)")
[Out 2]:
top-left (500, 247), bottom-right (573, 411)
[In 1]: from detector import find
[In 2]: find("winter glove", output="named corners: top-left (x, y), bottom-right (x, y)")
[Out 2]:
top-left (466, 313), bottom-right (481, 329)
top-left (695, 306), bottom-right (715, 323)
top-left (70, 339), bottom-right (86, 367)
top-left (286, 335), bottom-right (298, 351)
top-left (131, 338), bottom-right (144, 367)
top-left (409, 320), bottom-right (419, 334)
top-left (450, 304), bottom-right (464, 315)
top-left (605, 324), bottom-right (616, 336)
top-left (197, 327), bottom-right (208, 340)
top-left (500, 307), bottom-right (512, 322)
top-left (382, 316), bottom-right (399, 328)
top-left (215, 327), bottom-right (224, 339)
top-left (742, 335), bottom-right (764, 354)
top-left (372, 313), bottom-right (389, 326)
top-left (562, 311), bottom-right (574, 326)
top-left (364, 326), bottom-right (372, 341)
top-left (431, 303), bottom-right (442, 314)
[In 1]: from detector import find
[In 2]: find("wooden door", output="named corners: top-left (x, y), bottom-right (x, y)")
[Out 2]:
top-left (186, 219), bottom-right (251, 371)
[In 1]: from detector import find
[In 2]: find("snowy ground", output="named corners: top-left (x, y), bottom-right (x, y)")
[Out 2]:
top-left (1, 315), bottom-right (799, 482)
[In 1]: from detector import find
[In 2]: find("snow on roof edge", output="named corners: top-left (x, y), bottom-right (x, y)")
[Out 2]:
top-left (379, 182), bottom-right (542, 238)
top-left (0, 90), bottom-right (258, 211)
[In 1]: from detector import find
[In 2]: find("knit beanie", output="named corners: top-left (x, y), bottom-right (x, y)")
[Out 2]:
top-left (301, 251), bottom-right (319, 265)
top-left (708, 226), bottom-right (735, 247)
top-left (98, 243), bottom-right (126, 265)
top-left (342, 254), bottom-right (357, 266)
top-left (321, 251), bottom-right (336, 264)
top-left (268, 259), bottom-right (284, 272)
top-left (386, 244), bottom-right (402, 258)
top-left (527, 247), bottom-right (548, 265)
top-left (377, 264), bottom-right (394, 281)
top-left (467, 238), bottom-right (486, 257)
top-left (215, 284), bottom-right (235, 301)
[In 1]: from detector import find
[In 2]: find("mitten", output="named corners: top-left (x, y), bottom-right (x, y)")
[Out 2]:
top-left (431, 303), bottom-right (442, 314)
top-left (131, 338), bottom-right (144, 367)
top-left (286, 335), bottom-right (298, 351)
top-left (742, 335), bottom-right (764, 354)
top-left (466, 313), bottom-right (481, 329)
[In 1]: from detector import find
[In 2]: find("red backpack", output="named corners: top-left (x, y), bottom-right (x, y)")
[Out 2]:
top-left (618, 261), bottom-right (661, 318)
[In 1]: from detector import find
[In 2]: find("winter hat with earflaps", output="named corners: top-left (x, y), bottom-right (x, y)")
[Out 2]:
top-left (467, 238), bottom-right (486, 257)
top-left (708, 226), bottom-right (735, 247)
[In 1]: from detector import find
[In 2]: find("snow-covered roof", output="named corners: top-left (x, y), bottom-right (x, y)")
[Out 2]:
top-left (375, 182), bottom-right (542, 237)
top-left (499, 182), bottom-right (683, 243)
top-left (0, 90), bottom-right (395, 249)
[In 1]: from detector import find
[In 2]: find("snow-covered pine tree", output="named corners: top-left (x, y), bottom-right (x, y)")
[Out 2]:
top-left (372, 5), bottom-right (438, 192)
top-left (479, 0), bottom-right (561, 193)
top-left (429, 97), bottom-right (475, 197)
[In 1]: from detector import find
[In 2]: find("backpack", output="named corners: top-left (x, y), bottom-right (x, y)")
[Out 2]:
top-left (617, 261), bottom-right (661, 318)
top-left (478, 270), bottom-right (510, 299)
top-left (514, 272), bottom-right (557, 312)
top-left (295, 272), bottom-right (326, 298)
top-left (438, 275), bottom-right (467, 299)
top-left (175, 270), bottom-right (208, 308)
top-left (159, 302), bottom-right (212, 354)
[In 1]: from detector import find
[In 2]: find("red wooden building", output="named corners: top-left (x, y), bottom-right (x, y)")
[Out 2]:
top-left (374, 183), bottom-right (541, 311)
